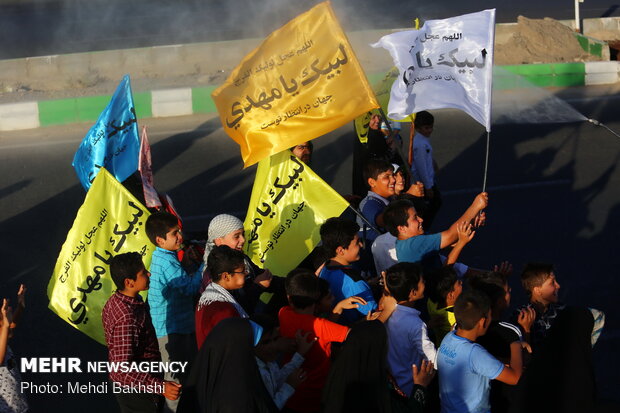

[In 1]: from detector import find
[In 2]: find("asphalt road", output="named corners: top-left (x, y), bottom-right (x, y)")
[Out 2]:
top-left (1, 0), bottom-right (619, 59)
top-left (1, 84), bottom-right (619, 411)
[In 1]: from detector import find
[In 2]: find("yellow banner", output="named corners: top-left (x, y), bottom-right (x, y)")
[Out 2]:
top-left (244, 151), bottom-right (349, 276)
top-left (212, 1), bottom-right (379, 167)
top-left (48, 169), bottom-right (155, 345)
top-left (354, 67), bottom-right (415, 143)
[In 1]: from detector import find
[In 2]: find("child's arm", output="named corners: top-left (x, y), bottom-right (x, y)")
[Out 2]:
top-left (10, 284), bottom-right (25, 331)
top-left (440, 193), bottom-right (488, 249)
top-left (494, 341), bottom-right (523, 385)
top-left (330, 296), bottom-right (368, 321)
top-left (405, 181), bottom-right (425, 198)
top-left (420, 323), bottom-right (438, 366)
top-left (517, 307), bottom-right (536, 344)
top-left (413, 359), bottom-right (436, 388)
top-left (373, 294), bottom-right (397, 323)
top-left (446, 222), bottom-right (475, 266)
top-left (0, 299), bottom-right (10, 365)
top-left (275, 331), bottom-right (315, 386)
top-left (165, 262), bottom-right (202, 296)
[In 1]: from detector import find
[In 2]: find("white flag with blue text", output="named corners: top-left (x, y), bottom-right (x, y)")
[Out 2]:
top-left (73, 75), bottom-right (140, 190)
top-left (371, 9), bottom-right (495, 131)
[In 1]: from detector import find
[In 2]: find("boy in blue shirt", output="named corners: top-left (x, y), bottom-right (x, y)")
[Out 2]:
top-left (145, 212), bottom-right (202, 412)
top-left (383, 193), bottom-right (487, 272)
top-left (318, 217), bottom-right (377, 325)
top-left (384, 262), bottom-right (437, 397)
top-left (438, 290), bottom-right (522, 413)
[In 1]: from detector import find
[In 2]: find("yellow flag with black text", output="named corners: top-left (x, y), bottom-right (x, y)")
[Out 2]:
top-left (47, 168), bottom-right (154, 345)
top-left (244, 151), bottom-right (349, 276)
top-left (212, 1), bottom-right (379, 167)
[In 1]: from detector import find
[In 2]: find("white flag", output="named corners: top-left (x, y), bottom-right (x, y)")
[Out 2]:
top-left (371, 9), bottom-right (495, 131)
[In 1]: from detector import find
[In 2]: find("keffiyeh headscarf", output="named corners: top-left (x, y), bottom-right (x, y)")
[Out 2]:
top-left (202, 214), bottom-right (244, 265)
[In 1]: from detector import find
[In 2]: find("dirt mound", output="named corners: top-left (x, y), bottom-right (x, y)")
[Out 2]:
top-left (495, 16), bottom-right (601, 65)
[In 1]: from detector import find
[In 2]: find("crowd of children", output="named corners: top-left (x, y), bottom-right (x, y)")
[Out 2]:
top-left (98, 123), bottom-right (607, 413)
top-left (2, 114), bottom-right (608, 413)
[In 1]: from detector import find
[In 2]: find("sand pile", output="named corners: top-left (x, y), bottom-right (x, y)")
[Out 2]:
top-left (495, 16), bottom-right (602, 65)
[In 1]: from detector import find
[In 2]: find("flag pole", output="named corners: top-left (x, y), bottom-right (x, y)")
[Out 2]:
top-left (347, 205), bottom-right (379, 234)
top-left (482, 131), bottom-right (490, 192)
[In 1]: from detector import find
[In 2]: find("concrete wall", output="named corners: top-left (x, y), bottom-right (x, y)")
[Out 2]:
top-left (2, 20), bottom-right (616, 94)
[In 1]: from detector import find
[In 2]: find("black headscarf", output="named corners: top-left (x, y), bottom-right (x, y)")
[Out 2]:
top-left (517, 306), bottom-right (596, 413)
top-left (177, 318), bottom-right (278, 413)
top-left (321, 320), bottom-right (391, 413)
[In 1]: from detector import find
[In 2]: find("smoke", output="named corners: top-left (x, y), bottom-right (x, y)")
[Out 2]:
top-left (492, 67), bottom-right (588, 125)
top-left (0, 0), bottom-right (438, 59)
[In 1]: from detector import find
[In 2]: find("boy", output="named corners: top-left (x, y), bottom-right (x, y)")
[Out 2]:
top-left (145, 212), bottom-right (201, 412)
top-left (195, 245), bottom-right (248, 349)
top-left (426, 266), bottom-right (463, 346)
top-left (515, 262), bottom-right (563, 350)
top-left (102, 252), bottom-right (181, 413)
top-left (410, 110), bottom-right (441, 229)
top-left (372, 194), bottom-right (470, 276)
top-left (437, 290), bottom-right (522, 413)
top-left (384, 262), bottom-right (437, 396)
top-left (470, 272), bottom-right (533, 413)
top-left (318, 217), bottom-right (377, 324)
top-left (383, 192), bottom-right (487, 272)
top-left (357, 160), bottom-right (425, 243)
top-left (278, 269), bottom-right (350, 413)
top-left (356, 159), bottom-right (396, 243)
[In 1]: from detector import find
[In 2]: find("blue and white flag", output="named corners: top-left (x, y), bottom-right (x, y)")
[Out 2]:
top-left (371, 9), bottom-right (496, 131)
top-left (73, 75), bottom-right (140, 190)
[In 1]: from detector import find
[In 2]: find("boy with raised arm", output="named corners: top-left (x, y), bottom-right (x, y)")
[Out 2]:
top-left (383, 193), bottom-right (487, 272)
top-left (438, 290), bottom-right (523, 413)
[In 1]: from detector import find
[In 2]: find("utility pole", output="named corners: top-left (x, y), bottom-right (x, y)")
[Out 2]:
top-left (574, 0), bottom-right (584, 32)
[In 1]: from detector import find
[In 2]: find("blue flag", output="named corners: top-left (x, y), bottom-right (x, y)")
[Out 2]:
top-left (73, 75), bottom-right (140, 190)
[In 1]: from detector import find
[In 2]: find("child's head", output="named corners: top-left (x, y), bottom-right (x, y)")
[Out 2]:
top-left (454, 289), bottom-right (491, 333)
top-left (364, 159), bottom-right (395, 198)
top-left (414, 111), bottom-right (434, 137)
top-left (383, 200), bottom-right (424, 238)
top-left (110, 252), bottom-right (150, 292)
top-left (468, 272), bottom-right (510, 314)
top-left (320, 217), bottom-right (361, 264)
top-left (285, 268), bottom-right (320, 310)
top-left (427, 266), bottom-right (462, 308)
top-left (206, 245), bottom-right (247, 290)
top-left (393, 165), bottom-right (406, 195)
top-left (385, 262), bottom-right (424, 303)
top-left (145, 212), bottom-right (182, 251)
top-left (208, 214), bottom-right (245, 251)
top-left (521, 263), bottom-right (560, 305)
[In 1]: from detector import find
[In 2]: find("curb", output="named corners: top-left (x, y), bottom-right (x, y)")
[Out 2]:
top-left (1, 62), bottom-right (618, 132)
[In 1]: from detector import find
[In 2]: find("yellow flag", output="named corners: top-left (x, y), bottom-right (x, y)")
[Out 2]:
top-left (244, 151), bottom-right (349, 276)
top-left (48, 169), bottom-right (155, 345)
top-left (212, 1), bottom-right (379, 167)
